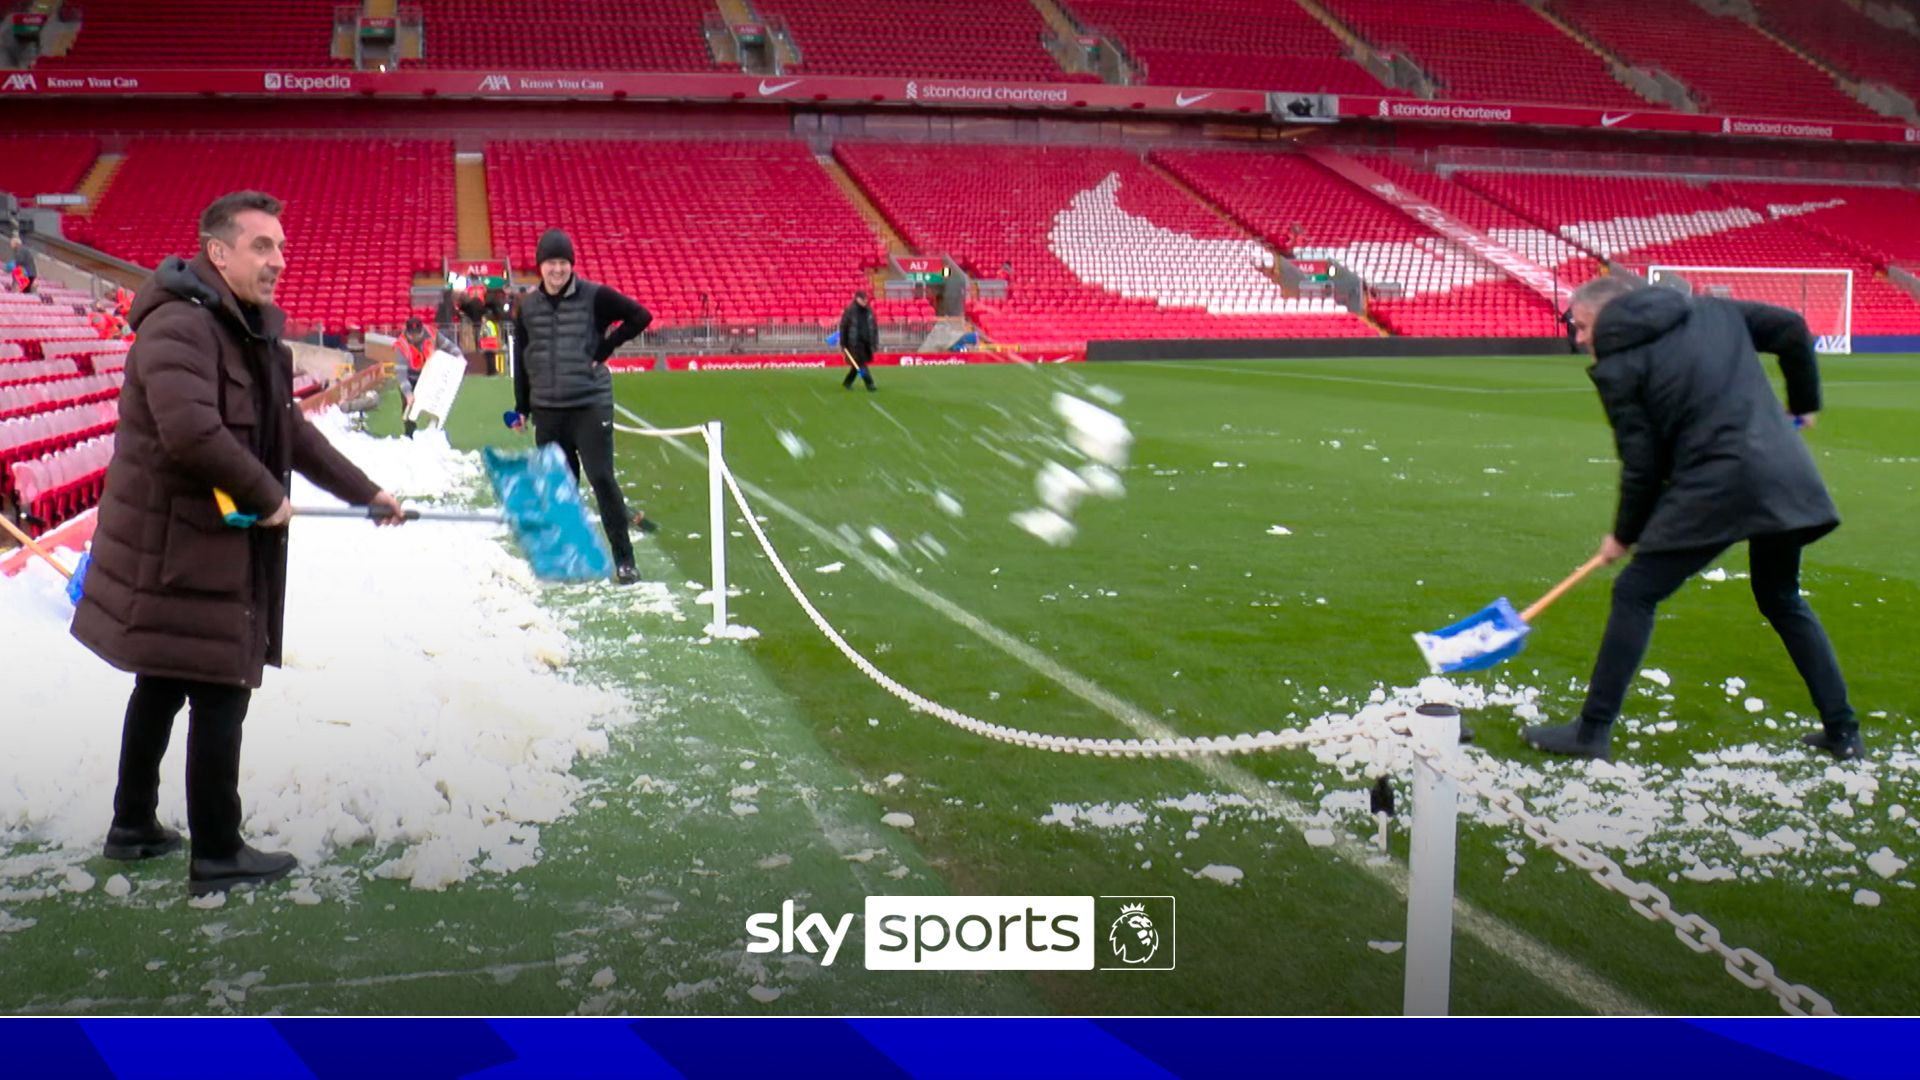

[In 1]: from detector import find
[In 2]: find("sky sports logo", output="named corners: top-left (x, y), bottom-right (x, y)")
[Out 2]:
top-left (745, 895), bottom-right (1174, 971)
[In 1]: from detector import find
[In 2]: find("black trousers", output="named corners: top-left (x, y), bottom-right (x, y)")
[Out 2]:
top-left (1580, 532), bottom-right (1853, 730)
top-left (111, 675), bottom-right (252, 860)
top-left (841, 346), bottom-right (874, 388)
top-left (532, 404), bottom-right (634, 566)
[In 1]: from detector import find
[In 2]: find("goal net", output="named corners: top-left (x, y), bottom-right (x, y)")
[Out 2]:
top-left (1646, 266), bottom-right (1852, 354)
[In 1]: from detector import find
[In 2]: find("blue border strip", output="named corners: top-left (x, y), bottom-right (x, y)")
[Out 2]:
top-left (3, 1018), bottom-right (1915, 1077)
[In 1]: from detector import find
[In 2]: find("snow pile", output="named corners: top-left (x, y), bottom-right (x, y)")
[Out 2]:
top-left (0, 413), bottom-right (640, 894)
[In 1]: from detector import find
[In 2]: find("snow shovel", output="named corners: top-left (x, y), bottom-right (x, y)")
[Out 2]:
top-left (1413, 556), bottom-right (1607, 675)
top-left (214, 443), bottom-right (613, 583)
top-left (0, 513), bottom-right (91, 605)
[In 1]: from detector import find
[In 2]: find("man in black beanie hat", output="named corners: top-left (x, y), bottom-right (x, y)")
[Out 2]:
top-left (510, 227), bottom-right (654, 584)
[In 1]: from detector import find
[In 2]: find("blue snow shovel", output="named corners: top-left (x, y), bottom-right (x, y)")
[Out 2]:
top-left (1413, 556), bottom-right (1605, 675)
top-left (213, 443), bottom-right (612, 583)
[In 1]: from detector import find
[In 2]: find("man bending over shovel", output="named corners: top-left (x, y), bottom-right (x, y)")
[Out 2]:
top-left (1524, 275), bottom-right (1860, 762)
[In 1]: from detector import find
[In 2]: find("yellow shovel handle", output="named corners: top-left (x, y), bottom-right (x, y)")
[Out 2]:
top-left (0, 513), bottom-right (74, 580)
top-left (1520, 556), bottom-right (1607, 623)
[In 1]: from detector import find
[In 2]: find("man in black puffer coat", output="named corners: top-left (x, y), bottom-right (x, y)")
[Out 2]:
top-left (1526, 276), bottom-right (1859, 762)
top-left (510, 228), bottom-right (652, 584)
top-left (838, 289), bottom-right (878, 392)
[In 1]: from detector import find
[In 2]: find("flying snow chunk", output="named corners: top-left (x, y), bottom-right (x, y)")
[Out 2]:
top-left (881, 812), bottom-right (915, 829)
top-left (867, 527), bottom-right (902, 558)
top-left (1052, 392), bottom-right (1133, 468)
top-left (774, 429), bottom-right (813, 460)
top-left (1077, 464), bottom-right (1125, 499)
top-left (1855, 889), bottom-right (1882, 908)
top-left (1640, 669), bottom-right (1671, 687)
top-left (1037, 460), bottom-right (1093, 515)
top-left (1367, 940), bottom-right (1404, 955)
top-left (1744, 697), bottom-right (1766, 714)
top-left (814, 562), bottom-right (845, 575)
top-left (1266, 525), bottom-right (1293, 537)
top-left (933, 490), bottom-right (964, 518)
top-left (1011, 508), bottom-right (1077, 547)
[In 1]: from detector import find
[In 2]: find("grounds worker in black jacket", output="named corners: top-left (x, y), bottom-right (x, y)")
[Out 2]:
top-left (1525, 276), bottom-right (1859, 761)
top-left (510, 228), bottom-right (652, 584)
top-left (838, 289), bottom-right (878, 392)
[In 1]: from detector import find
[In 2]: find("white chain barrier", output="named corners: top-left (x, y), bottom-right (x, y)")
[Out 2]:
top-left (1387, 716), bottom-right (1838, 1017)
top-left (620, 426), bottom-right (1836, 1016)
top-left (717, 460), bottom-right (1371, 758)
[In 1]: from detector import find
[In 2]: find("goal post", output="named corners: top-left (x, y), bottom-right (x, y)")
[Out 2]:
top-left (1646, 266), bottom-right (1852, 354)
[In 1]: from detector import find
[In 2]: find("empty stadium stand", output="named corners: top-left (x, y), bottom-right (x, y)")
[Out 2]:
top-left (1748, 0), bottom-right (1920, 109)
top-left (1548, 0), bottom-right (1880, 121)
top-left (1457, 170), bottom-right (1920, 334)
top-left (0, 136), bottom-right (101, 201)
top-left (487, 139), bottom-right (928, 331)
top-left (414, 0), bottom-right (718, 71)
top-left (39, 0), bottom-right (344, 70)
top-left (1064, 0), bottom-right (1381, 92)
top-left (1319, 0), bottom-right (1646, 109)
top-left (1153, 148), bottom-right (1563, 337)
top-left (72, 138), bottom-right (455, 333)
top-left (836, 141), bottom-right (1371, 346)
top-left (759, 0), bottom-right (1092, 82)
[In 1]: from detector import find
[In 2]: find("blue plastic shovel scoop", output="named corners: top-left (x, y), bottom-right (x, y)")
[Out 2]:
top-left (1414, 556), bottom-right (1606, 675)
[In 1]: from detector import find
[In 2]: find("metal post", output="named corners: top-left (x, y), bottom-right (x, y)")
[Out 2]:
top-left (706, 420), bottom-right (727, 634)
top-left (1404, 702), bottom-right (1461, 1016)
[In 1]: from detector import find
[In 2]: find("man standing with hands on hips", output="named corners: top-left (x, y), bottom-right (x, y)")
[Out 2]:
top-left (1524, 275), bottom-right (1860, 763)
top-left (508, 228), bottom-right (653, 585)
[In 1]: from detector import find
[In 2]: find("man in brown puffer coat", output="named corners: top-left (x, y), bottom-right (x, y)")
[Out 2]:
top-left (71, 191), bottom-right (406, 896)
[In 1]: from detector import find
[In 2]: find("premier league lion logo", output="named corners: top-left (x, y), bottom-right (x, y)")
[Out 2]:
top-left (1107, 903), bottom-right (1159, 965)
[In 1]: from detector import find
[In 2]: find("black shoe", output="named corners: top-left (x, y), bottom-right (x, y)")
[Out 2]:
top-left (188, 845), bottom-right (297, 896)
top-left (632, 512), bottom-right (659, 535)
top-left (866, 384), bottom-right (878, 393)
top-left (1523, 719), bottom-right (1612, 760)
top-left (614, 562), bottom-right (640, 585)
top-left (102, 822), bottom-right (183, 861)
top-left (1801, 724), bottom-right (1864, 761)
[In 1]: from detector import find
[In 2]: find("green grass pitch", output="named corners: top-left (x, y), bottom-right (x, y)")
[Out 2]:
top-left (5, 353), bottom-right (1914, 1015)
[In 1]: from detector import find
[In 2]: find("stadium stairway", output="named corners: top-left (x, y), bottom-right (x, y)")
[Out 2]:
top-left (454, 152), bottom-right (494, 262)
top-left (69, 154), bottom-right (123, 222)
top-left (1528, 1), bottom-right (1682, 109)
top-left (818, 154), bottom-right (911, 262)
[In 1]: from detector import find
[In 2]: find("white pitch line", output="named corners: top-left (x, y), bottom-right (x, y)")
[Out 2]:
top-left (616, 403), bottom-right (1651, 1015)
top-left (866, 399), bottom-right (921, 448)
top-left (1142, 362), bottom-right (1593, 395)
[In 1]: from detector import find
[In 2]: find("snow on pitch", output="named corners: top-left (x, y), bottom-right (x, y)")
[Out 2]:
top-left (1037, 676), bottom-right (1917, 898)
top-left (0, 415), bottom-right (645, 899)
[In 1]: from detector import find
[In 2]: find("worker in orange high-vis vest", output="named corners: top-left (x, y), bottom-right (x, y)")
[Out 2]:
top-left (394, 317), bottom-right (433, 439)
top-left (89, 299), bottom-right (128, 339)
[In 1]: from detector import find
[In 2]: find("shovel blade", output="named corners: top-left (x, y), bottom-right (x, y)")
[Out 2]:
top-left (483, 444), bottom-right (614, 582)
top-left (1413, 597), bottom-right (1531, 675)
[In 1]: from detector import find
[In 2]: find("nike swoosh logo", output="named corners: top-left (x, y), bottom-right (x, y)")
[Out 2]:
top-left (759, 79), bottom-right (801, 96)
top-left (1174, 92), bottom-right (1213, 107)
top-left (1600, 113), bottom-right (1631, 127)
